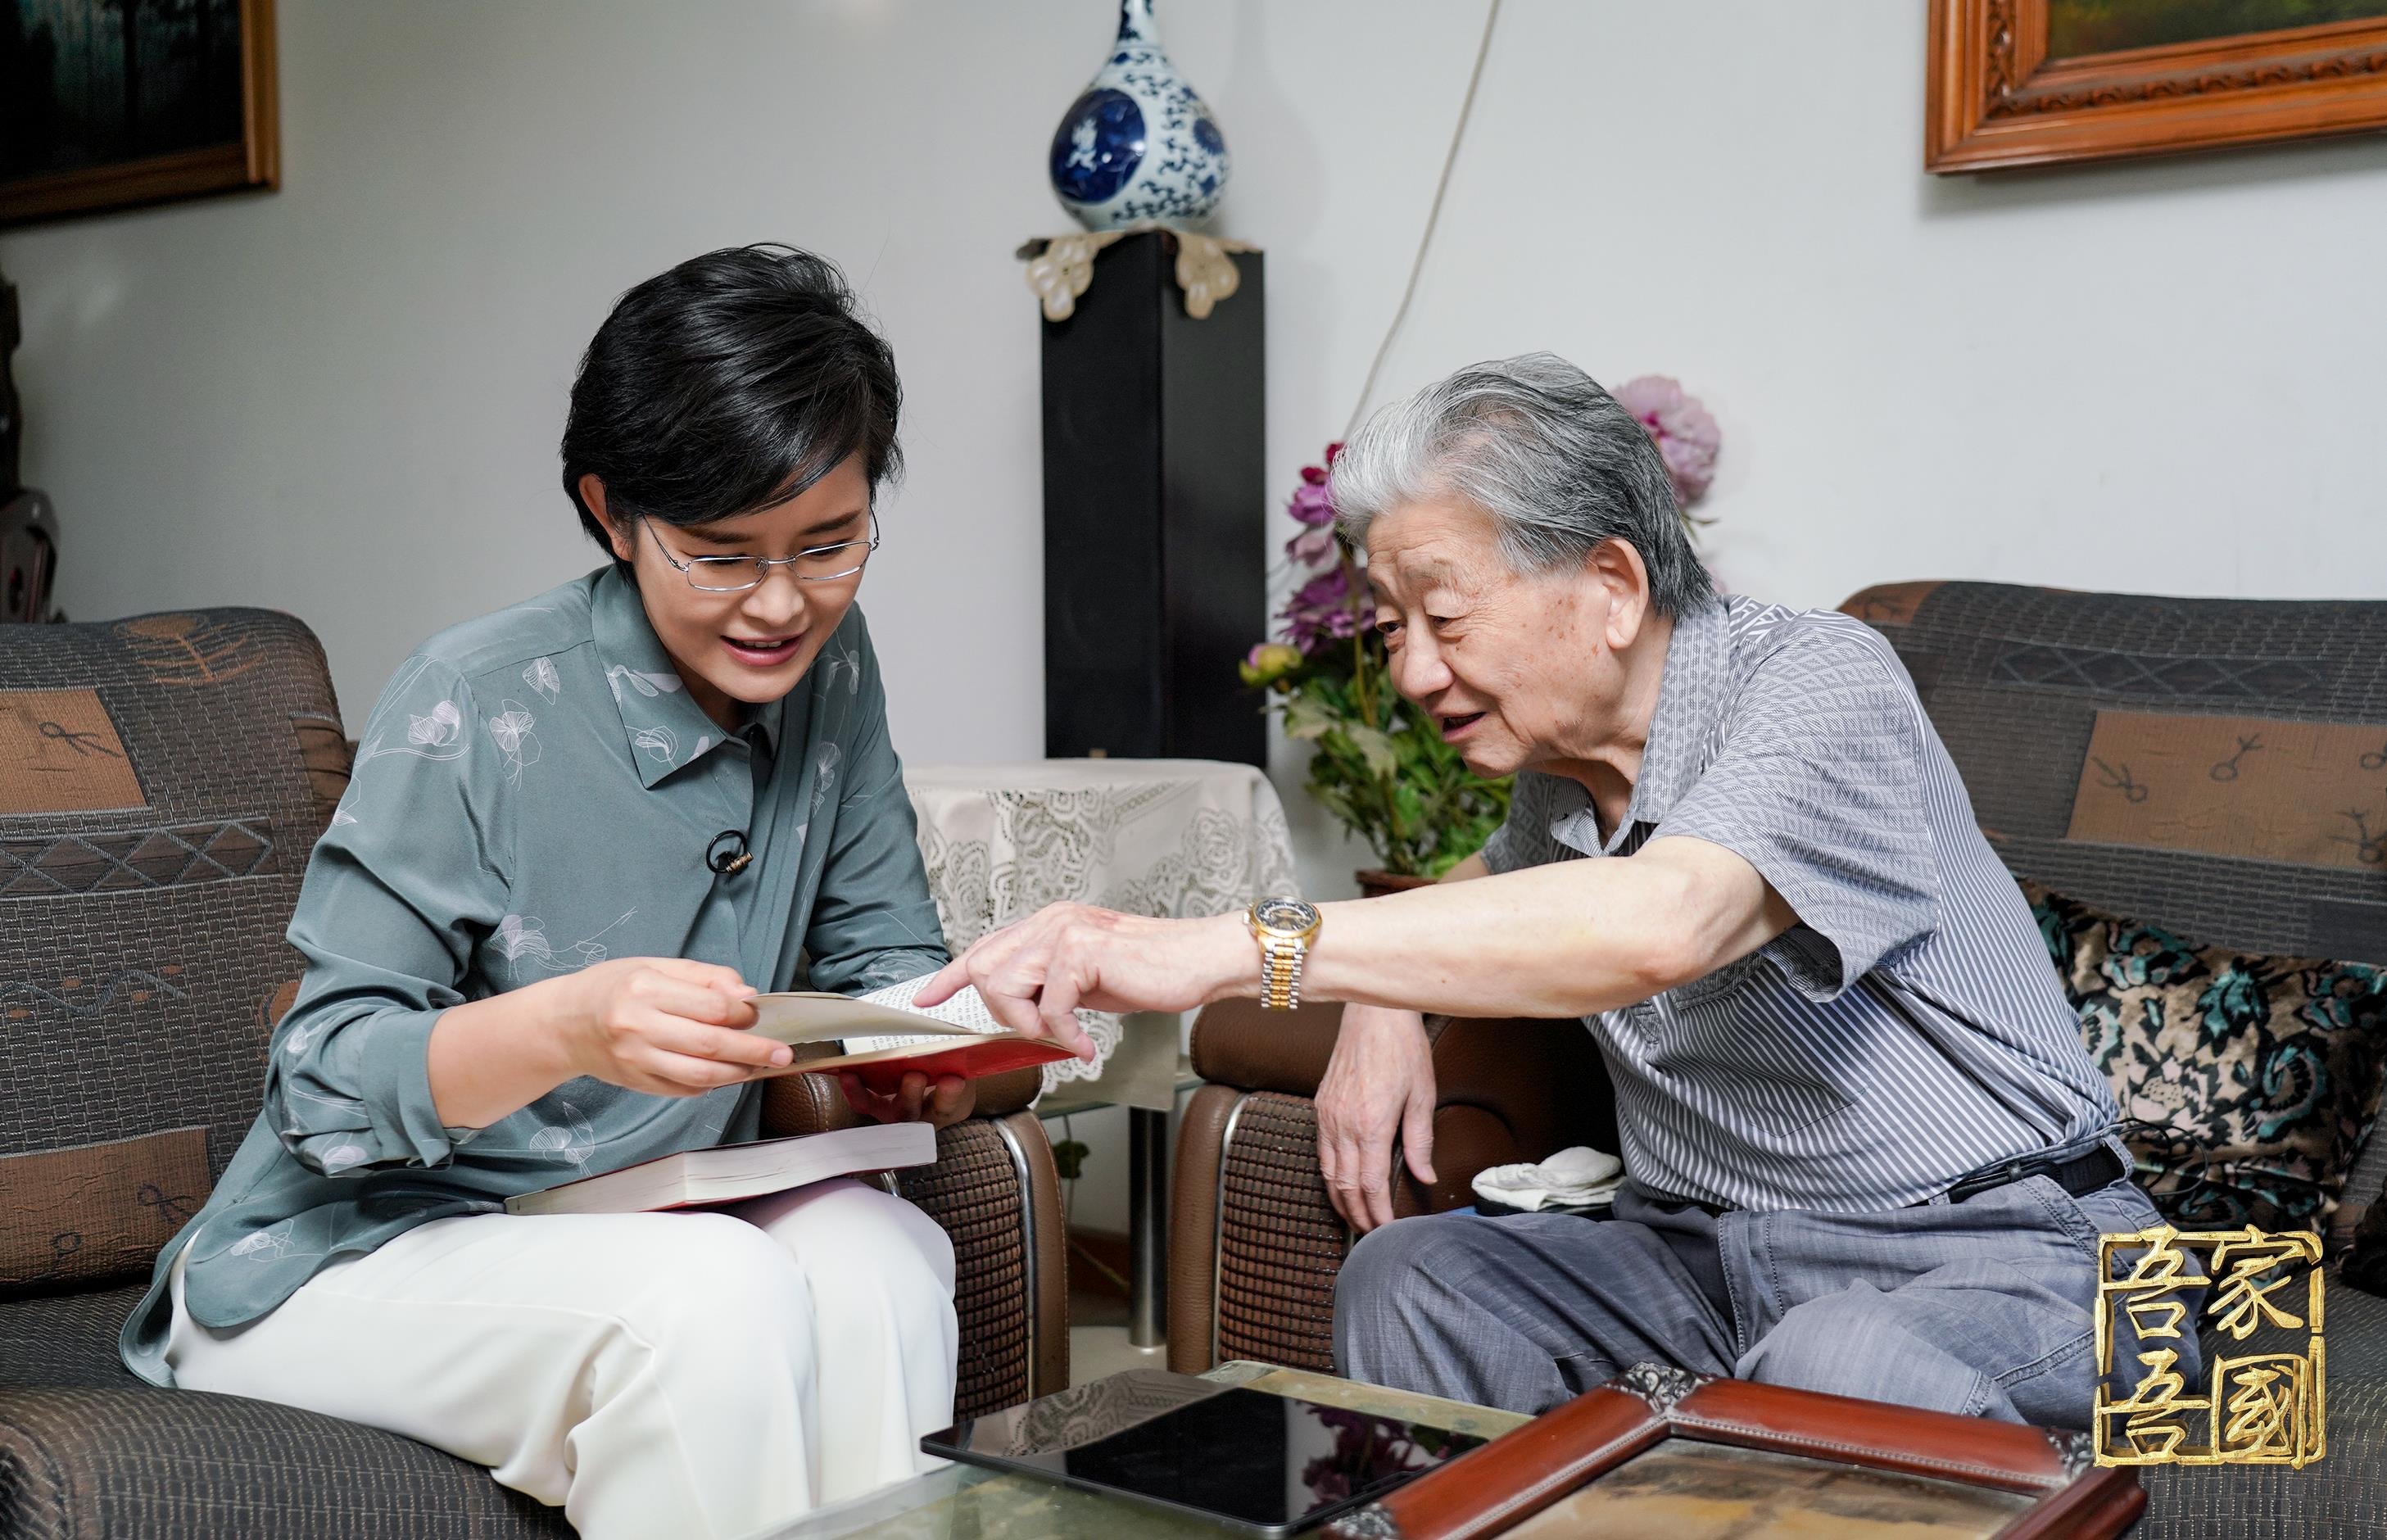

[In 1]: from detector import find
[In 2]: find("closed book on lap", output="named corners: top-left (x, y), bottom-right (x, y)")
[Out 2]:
top-left (503, 1121), bottom-right (935, 1216)
top-left (745, 989), bottom-right (1076, 1092)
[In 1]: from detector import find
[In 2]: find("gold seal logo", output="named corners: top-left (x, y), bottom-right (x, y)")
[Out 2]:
top-left (2095, 1225), bottom-right (2325, 1468)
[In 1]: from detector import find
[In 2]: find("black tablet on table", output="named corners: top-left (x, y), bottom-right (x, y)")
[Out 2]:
top-left (919, 1369), bottom-right (1488, 1537)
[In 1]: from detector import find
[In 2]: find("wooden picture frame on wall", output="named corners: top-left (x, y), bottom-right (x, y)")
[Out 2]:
top-left (1927, 0), bottom-right (2387, 172)
top-left (1, 0), bottom-right (279, 228)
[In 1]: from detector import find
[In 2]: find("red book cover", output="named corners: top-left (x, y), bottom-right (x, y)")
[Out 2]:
top-left (796, 1035), bottom-right (1076, 1093)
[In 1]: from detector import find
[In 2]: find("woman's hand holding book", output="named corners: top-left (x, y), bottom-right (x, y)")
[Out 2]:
top-left (836, 1069), bottom-right (976, 1131)
top-left (428, 956), bottom-right (781, 1129)
top-left (546, 958), bottom-right (785, 1096)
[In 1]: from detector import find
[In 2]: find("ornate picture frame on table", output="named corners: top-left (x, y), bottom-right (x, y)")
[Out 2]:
top-left (1927, 0), bottom-right (2387, 172)
top-left (1, 0), bottom-right (279, 228)
top-left (1327, 1365), bottom-right (2141, 1540)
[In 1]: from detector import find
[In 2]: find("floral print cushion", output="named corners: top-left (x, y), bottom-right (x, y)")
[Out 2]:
top-left (2024, 882), bottom-right (2387, 1243)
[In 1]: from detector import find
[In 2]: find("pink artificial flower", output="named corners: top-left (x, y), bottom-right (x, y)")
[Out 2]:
top-left (1614, 375), bottom-right (1719, 508)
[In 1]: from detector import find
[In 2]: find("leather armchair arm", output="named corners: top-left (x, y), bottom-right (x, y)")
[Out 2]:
top-left (1172, 998), bottom-right (1616, 1375)
top-left (1188, 997), bottom-right (1344, 1095)
top-left (1189, 999), bottom-right (1616, 1205)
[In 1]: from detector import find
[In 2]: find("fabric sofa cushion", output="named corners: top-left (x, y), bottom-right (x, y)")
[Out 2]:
top-left (2024, 883), bottom-right (2386, 1248)
top-left (2353, 1198), bottom-right (2387, 1297)
top-left (0, 1129), bottom-right (211, 1293)
top-left (0, 611), bottom-right (346, 1241)
top-left (0, 1385), bottom-right (573, 1540)
top-left (0, 610), bottom-right (345, 1307)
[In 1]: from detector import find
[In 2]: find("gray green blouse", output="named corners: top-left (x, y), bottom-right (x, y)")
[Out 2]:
top-left (120, 567), bottom-right (949, 1386)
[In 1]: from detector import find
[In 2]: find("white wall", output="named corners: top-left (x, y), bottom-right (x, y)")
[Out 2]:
top-left (8, 0), bottom-right (2386, 898)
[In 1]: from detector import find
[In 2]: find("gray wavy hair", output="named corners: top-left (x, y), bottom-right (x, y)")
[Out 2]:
top-left (1329, 353), bottom-right (1715, 616)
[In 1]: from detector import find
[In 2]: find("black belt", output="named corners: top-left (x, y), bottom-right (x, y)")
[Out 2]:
top-left (1937, 1140), bottom-right (2127, 1207)
top-left (1652, 1141), bottom-right (2127, 1219)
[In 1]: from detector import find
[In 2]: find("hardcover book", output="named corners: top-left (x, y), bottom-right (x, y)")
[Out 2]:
top-left (504, 1120), bottom-right (935, 1216)
top-left (745, 982), bottom-right (1077, 1090)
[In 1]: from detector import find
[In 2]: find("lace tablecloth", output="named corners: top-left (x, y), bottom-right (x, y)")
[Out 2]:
top-left (902, 759), bottom-right (1298, 1092)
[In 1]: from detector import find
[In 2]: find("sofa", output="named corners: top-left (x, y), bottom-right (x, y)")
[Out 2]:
top-left (1171, 581), bottom-right (2386, 1538)
top-left (0, 607), bottom-right (1066, 1540)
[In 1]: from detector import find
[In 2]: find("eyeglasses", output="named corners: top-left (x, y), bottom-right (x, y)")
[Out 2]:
top-left (644, 514), bottom-right (879, 592)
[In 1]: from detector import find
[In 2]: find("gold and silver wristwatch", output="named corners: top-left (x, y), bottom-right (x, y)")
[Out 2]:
top-left (1247, 897), bottom-right (1324, 1010)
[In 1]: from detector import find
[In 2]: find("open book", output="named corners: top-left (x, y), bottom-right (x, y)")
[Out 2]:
top-left (504, 1120), bottom-right (935, 1216)
top-left (746, 981), bottom-right (1077, 1090)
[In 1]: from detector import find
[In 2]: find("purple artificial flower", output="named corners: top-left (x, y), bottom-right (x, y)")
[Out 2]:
top-left (1280, 565), bottom-right (1361, 656)
top-left (1288, 471), bottom-right (1335, 527)
top-left (1282, 451), bottom-right (1343, 570)
top-left (1613, 375), bottom-right (1719, 509)
top-left (1263, 441), bottom-right (1365, 659)
top-left (1287, 523), bottom-right (1338, 568)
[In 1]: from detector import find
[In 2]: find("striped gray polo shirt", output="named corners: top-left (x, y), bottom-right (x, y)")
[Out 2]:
top-left (1481, 594), bottom-right (2122, 1213)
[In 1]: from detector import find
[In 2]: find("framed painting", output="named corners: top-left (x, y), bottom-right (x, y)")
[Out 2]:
top-left (1927, 0), bottom-right (2387, 171)
top-left (1325, 1365), bottom-right (2141, 1540)
top-left (0, 0), bottom-right (279, 227)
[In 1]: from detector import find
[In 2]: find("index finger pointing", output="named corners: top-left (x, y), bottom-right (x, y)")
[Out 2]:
top-left (909, 955), bottom-right (971, 1008)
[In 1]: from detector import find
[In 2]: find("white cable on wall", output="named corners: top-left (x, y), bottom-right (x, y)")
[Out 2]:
top-left (1340, 0), bottom-right (1504, 444)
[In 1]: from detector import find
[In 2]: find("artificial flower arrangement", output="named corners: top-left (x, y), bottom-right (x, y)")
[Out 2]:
top-left (1241, 442), bottom-right (1510, 889)
top-left (1246, 378), bottom-right (1718, 889)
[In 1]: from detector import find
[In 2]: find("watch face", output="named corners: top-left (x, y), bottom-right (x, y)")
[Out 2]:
top-left (1252, 897), bottom-right (1320, 935)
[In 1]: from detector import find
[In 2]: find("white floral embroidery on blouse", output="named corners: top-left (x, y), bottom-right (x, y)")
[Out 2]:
top-left (523, 655), bottom-right (562, 701)
top-left (487, 698), bottom-right (541, 780)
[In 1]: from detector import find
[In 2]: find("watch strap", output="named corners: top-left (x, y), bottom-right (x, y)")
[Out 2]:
top-left (1260, 936), bottom-right (1307, 1010)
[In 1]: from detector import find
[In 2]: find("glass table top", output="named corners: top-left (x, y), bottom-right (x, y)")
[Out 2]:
top-left (740, 1361), bottom-right (1531, 1540)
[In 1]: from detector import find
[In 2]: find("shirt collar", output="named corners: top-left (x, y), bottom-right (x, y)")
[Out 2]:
top-left (1547, 596), bottom-right (1733, 857)
top-left (590, 566), bottom-right (784, 787)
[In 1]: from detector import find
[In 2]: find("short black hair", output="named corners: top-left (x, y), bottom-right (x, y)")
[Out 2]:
top-left (560, 244), bottom-right (903, 565)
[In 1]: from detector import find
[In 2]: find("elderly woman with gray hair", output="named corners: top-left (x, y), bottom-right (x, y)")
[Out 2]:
top-left (914, 353), bottom-right (2176, 1428)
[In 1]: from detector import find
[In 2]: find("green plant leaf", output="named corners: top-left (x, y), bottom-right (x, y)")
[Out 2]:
top-left (1280, 692), bottom-right (1334, 741)
top-left (1344, 723), bottom-right (1399, 781)
top-left (1259, 622), bottom-right (1514, 875)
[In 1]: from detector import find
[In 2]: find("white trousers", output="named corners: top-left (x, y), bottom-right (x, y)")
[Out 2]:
top-left (166, 1179), bottom-right (959, 1540)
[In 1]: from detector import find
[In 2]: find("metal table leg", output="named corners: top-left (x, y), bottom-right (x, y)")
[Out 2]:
top-left (1128, 1105), bottom-right (1169, 1348)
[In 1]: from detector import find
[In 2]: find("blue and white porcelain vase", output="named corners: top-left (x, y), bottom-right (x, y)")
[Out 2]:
top-left (1047, 0), bottom-right (1230, 231)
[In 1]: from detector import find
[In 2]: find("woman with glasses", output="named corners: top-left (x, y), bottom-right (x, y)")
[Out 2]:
top-left (118, 246), bottom-right (1017, 1540)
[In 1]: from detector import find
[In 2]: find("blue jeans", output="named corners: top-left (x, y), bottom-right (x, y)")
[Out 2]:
top-left (1334, 1141), bottom-right (2190, 1429)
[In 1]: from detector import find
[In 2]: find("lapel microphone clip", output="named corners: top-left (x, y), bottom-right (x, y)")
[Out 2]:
top-left (706, 829), bottom-right (752, 876)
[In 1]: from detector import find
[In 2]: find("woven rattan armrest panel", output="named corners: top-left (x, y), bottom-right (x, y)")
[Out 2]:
top-left (890, 1112), bottom-right (1067, 1413)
